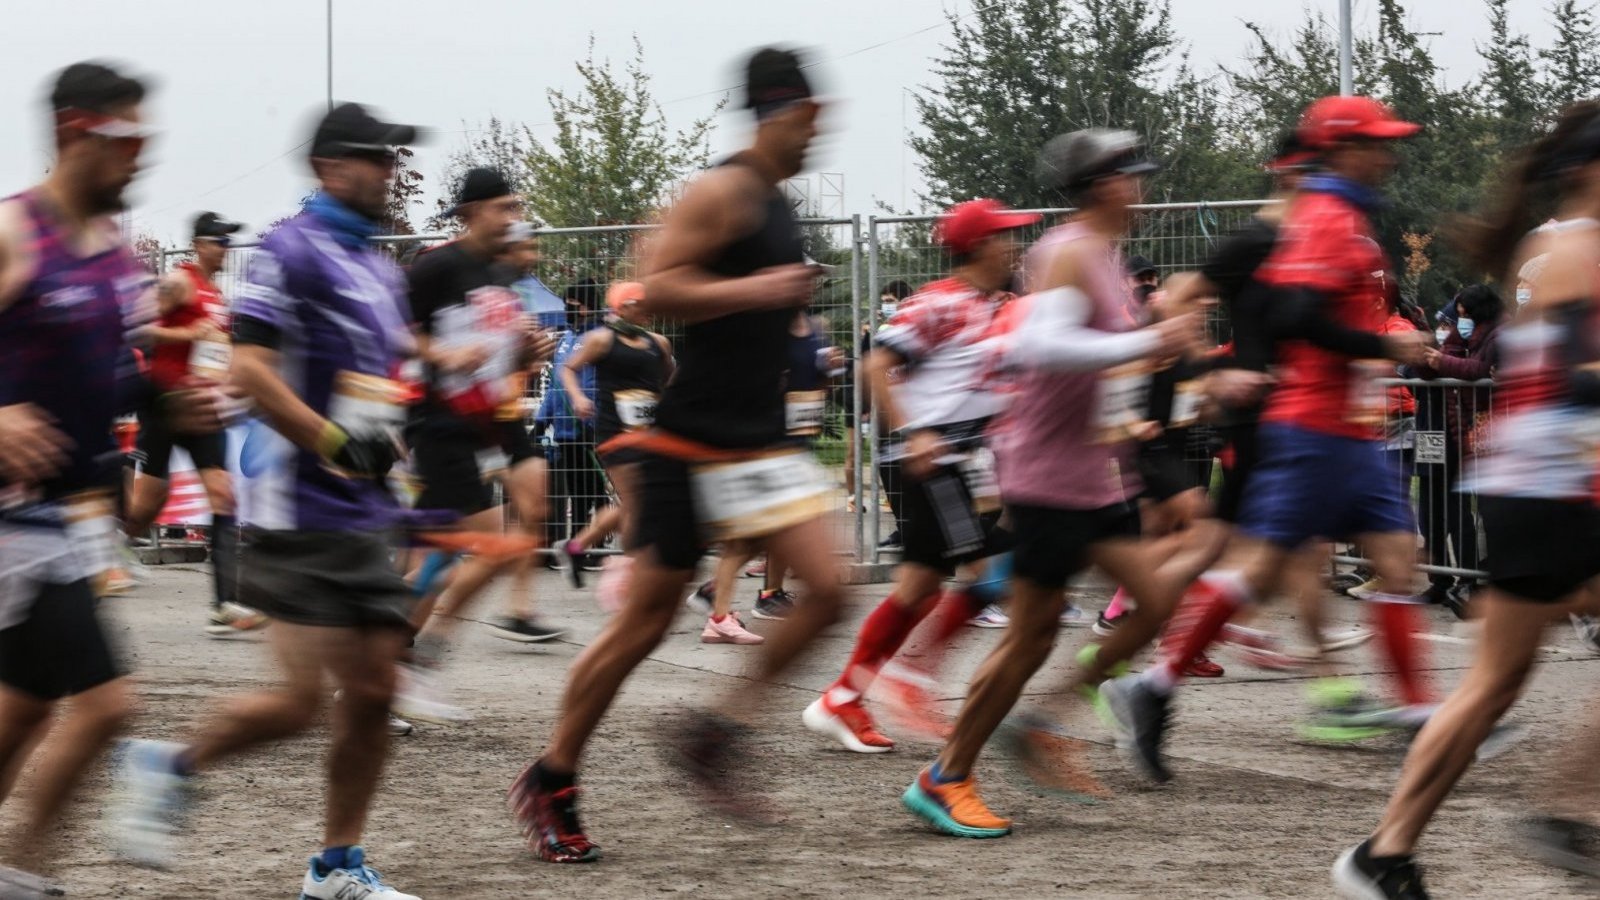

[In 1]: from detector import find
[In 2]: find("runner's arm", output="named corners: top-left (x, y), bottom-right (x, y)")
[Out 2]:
top-left (143, 274), bottom-right (214, 344)
top-left (1006, 244), bottom-right (1187, 372)
top-left (653, 333), bottom-right (677, 384)
top-left (1539, 246), bottom-right (1600, 405)
top-left (560, 329), bottom-right (610, 417)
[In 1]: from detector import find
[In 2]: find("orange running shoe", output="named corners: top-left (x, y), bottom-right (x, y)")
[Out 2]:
top-left (901, 767), bottom-right (1012, 838)
top-left (802, 694), bottom-right (894, 753)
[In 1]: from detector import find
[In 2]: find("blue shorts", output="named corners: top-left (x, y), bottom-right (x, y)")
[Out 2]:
top-left (1237, 423), bottom-right (1413, 549)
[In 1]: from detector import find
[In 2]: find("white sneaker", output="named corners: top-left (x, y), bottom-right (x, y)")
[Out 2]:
top-left (1346, 577), bottom-right (1382, 600)
top-left (0, 864), bottom-right (63, 898)
top-left (205, 601), bottom-right (269, 637)
top-left (300, 847), bottom-right (419, 900)
top-left (109, 739), bottom-right (191, 870)
top-left (1059, 604), bottom-right (1088, 627)
top-left (1572, 614), bottom-right (1600, 653)
top-left (1321, 625), bottom-right (1375, 653)
top-left (392, 664), bottom-right (470, 726)
top-left (388, 715), bottom-right (415, 737)
top-left (966, 604), bottom-right (1010, 628)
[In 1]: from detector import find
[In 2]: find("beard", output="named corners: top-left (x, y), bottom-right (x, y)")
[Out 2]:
top-left (86, 182), bottom-right (128, 216)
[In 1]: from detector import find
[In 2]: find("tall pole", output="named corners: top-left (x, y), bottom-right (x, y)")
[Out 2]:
top-left (1338, 0), bottom-right (1354, 95)
top-left (326, 0), bottom-right (334, 111)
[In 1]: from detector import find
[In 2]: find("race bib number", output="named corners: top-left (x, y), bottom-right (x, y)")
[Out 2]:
top-left (328, 370), bottom-right (409, 434)
top-left (785, 390), bottom-right (827, 437)
top-left (958, 447), bottom-right (1001, 515)
top-left (62, 491), bottom-right (119, 594)
top-left (692, 450), bottom-right (830, 542)
top-left (1347, 359), bottom-right (1391, 427)
top-left (1093, 361), bottom-right (1153, 443)
top-left (615, 389), bottom-right (659, 431)
top-left (1169, 378), bottom-right (1205, 430)
top-left (188, 339), bottom-right (232, 383)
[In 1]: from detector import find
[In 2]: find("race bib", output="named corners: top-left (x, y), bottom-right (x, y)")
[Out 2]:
top-left (328, 370), bottom-right (409, 435)
top-left (495, 371), bottom-right (528, 422)
top-left (1347, 359), bottom-right (1391, 427)
top-left (188, 339), bottom-right (232, 383)
top-left (1169, 378), bottom-right (1205, 430)
top-left (62, 490), bottom-right (119, 595)
top-left (615, 389), bottom-right (659, 431)
top-left (1093, 361), bottom-right (1153, 443)
top-left (691, 450), bottom-right (830, 542)
top-left (785, 390), bottom-right (827, 437)
top-left (958, 447), bottom-right (1001, 515)
top-left (476, 447), bottom-right (510, 482)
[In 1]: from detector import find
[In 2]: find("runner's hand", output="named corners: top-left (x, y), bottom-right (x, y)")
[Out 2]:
top-left (1151, 312), bottom-right (1202, 356)
top-left (572, 396), bottom-right (596, 421)
top-left (443, 344), bottom-right (493, 373)
top-left (749, 264), bottom-right (819, 309)
top-left (1206, 369), bottom-right (1274, 408)
top-left (902, 428), bottom-right (943, 481)
top-left (1382, 331), bottom-right (1428, 367)
top-left (522, 324), bottom-right (557, 366)
top-left (0, 403), bottom-right (71, 485)
top-left (164, 388), bottom-right (225, 435)
top-left (320, 423), bottom-right (401, 478)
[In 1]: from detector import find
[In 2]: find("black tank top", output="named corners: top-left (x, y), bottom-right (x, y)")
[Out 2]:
top-left (595, 327), bottom-right (667, 443)
top-left (652, 156), bottom-right (805, 449)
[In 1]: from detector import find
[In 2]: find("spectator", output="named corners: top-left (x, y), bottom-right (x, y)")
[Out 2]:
top-left (504, 223), bottom-right (566, 330)
top-left (1416, 284), bottom-right (1504, 613)
top-left (854, 279), bottom-right (914, 546)
top-left (535, 285), bottom-right (605, 562)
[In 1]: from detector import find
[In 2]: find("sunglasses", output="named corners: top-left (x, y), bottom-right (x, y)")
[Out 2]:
top-left (344, 147), bottom-right (398, 168)
top-left (197, 236), bottom-right (232, 248)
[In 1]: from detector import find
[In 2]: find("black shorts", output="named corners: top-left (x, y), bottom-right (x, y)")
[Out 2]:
top-left (902, 464), bottom-right (1011, 574)
top-left (1480, 495), bottom-right (1600, 602)
top-left (1137, 440), bottom-right (1192, 503)
top-left (0, 579), bottom-right (123, 700)
top-left (1215, 420), bottom-right (1260, 524)
top-left (134, 405), bottom-right (227, 479)
top-left (631, 452), bottom-right (703, 570)
top-left (1008, 501), bottom-right (1142, 591)
top-left (239, 529), bottom-right (415, 630)
top-left (409, 419), bottom-right (539, 516)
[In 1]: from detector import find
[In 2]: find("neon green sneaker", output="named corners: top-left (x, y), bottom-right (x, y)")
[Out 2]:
top-left (1075, 643), bottom-right (1130, 734)
top-left (1299, 677), bottom-right (1395, 742)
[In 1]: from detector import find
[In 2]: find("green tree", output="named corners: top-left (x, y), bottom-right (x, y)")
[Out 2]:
top-left (1540, 0), bottom-right (1600, 110)
top-left (426, 117), bottom-right (530, 232)
top-left (1477, 0), bottom-right (1545, 144)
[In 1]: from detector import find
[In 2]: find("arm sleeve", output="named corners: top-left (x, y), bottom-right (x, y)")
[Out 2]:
top-left (1200, 225), bottom-right (1273, 300)
top-left (232, 314), bottom-right (282, 350)
top-left (1005, 287), bottom-right (1160, 373)
top-left (1266, 287), bottom-right (1388, 359)
top-left (406, 253), bottom-right (450, 336)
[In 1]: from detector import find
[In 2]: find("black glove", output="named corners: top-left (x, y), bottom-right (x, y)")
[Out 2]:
top-left (319, 423), bottom-right (400, 478)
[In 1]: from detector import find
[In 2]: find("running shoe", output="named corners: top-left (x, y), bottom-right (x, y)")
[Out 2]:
top-left (999, 713), bottom-right (1111, 802)
top-left (901, 767), bottom-right (1012, 838)
top-left (1299, 678), bottom-right (1394, 743)
top-left (877, 665), bottom-right (950, 741)
top-left (1099, 675), bottom-right (1173, 784)
top-left (1347, 577), bottom-right (1383, 600)
top-left (1073, 644), bottom-right (1129, 743)
top-left (552, 539), bottom-right (585, 589)
top-left (110, 739), bottom-right (191, 869)
top-left (743, 556), bottom-right (767, 578)
top-left (685, 580), bottom-right (715, 616)
top-left (1442, 584), bottom-right (1474, 621)
top-left (1092, 608), bottom-right (1129, 637)
top-left (1221, 624), bottom-right (1304, 672)
top-left (204, 601), bottom-right (269, 637)
top-left (1517, 815), bottom-right (1600, 879)
top-left (1322, 625), bottom-right (1376, 654)
top-left (1059, 603), bottom-right (1088, 627)
top-left (487, 616), bottom-right (565, 643)
top-left (803, 695), bottom-right (894, 753)
top-left (388, 715), bottom-right (415, 737)
top-left (1183, 654), bottom-right (1224, 678)
top-left (581, 555), bottom-right (604, 572)
top-left (0, 865), bottom-right (63, 898)
top-left (878, 530), bottom-right (903, 550)
top-left (507, 765), bottom-right (601, 864)
top-left (966, 605), bottom-right (1009, 628)
top-left (1475, 722), bottom-right (1529, 761)
top-left (701, 614), bottom-right (764, 645)
top-left (668, 712), bottom-right (783, 825)
top-left (300, 846), bottom-right (419, 900)
top-left (1571, 614), bottom-right (1600, 653)
top-left (1332, 839), bottom-right (1431, 899)
top-left (393, 663), bottom-right (470, 726)
top-left (752, 589), bottom-right (796, 621)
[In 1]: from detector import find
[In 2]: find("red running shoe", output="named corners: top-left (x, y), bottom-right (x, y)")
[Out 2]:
top-left (508, 765), bottom-right (601, 863)
top-left (1182, 653), bottom-right (1225, 678)
top-left (878, 666), bottom-right (951, 741)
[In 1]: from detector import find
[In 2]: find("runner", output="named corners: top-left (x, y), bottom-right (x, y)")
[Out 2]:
top-left (0, 61), bottom-right (202, 899)
top-left (552, 281), bottom-right (674, 598)
top-left (803, 198), bottom-right (1035, 753)
top-left (397, 167), bottom-right (559, 722)
top-left (112, 102), bottom-right (427, 900)
top-left (901, 128), bottom-right (1218, 837)
top-left (1096, 96), bottom-right (1432, 783)
top-left (510, 46), bottom-right (839, 862)
top-left (1334, 100), bottom-right (1600, 900)
top-left (123, 209), bottom-right (263, 636)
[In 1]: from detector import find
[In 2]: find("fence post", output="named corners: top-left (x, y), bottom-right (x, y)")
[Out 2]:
top-left (865, 217), bottom-right (883, 564)
top-left (849, 214), bottom-right (865, 562)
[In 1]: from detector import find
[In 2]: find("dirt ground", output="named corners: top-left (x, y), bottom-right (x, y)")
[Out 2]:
top-left (12, 562), bottom-right (1600, 899)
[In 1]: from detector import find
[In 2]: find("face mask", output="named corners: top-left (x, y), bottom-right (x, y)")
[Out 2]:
top-left (880, 302), bottom-right (898, 320)
top-left (1435, 327), bottom-right (1449, 345)
top-left (1516, 287), bottom-right (1532, 307)
top-left (1457, 317), bottom-right (1475, 340)
top-left (1134, 284), bottom-right (1156, 306)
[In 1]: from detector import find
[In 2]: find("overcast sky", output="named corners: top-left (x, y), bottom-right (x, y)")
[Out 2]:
top-left (1, 0), bottom-right (1559, 244)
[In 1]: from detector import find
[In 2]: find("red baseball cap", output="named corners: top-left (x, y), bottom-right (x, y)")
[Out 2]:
top-left (1297, 95), bottom-right (1421, 150)
top-left (934, 199), bottom-right (1042, 255)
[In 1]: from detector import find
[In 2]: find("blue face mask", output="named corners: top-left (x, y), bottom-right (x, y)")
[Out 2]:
top-left (1457, 317), bottom-right (1476, 340)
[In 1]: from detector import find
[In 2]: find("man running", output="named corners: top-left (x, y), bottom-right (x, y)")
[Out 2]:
top-left (123, 209), bottom-right (262, 636)
top-left (803, 198), bottom-right (1035, 753)
top-left (397, 167), bottom-right (558, 722)
top-left (511, 46), bottom-right (840, 863)
top-left (114, 102), bottom-right (427, 900)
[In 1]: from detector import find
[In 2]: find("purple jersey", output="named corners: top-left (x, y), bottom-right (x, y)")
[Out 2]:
top-left (233, 203), bottom-right (413, 533)
top-left (0, 189), bottom-right (152, 509)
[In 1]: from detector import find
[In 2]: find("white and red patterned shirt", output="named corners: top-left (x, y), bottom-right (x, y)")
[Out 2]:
top-left (875, 276), bottom-right (1012, 431)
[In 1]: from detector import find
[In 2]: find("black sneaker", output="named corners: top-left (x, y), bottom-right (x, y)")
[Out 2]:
top-left (1442, 584), bottom-right (1474, 621)
top-left (488, 616), bottom-right (566, 643)
top-left (752, 589), bottom-right (796, 621)
top-left (1099, 674), bottom-right (1172, 784)
top-left (877, 530), bottom-right (902, 550)
top-left (1517, 815), bottom-right (1600, 878)
top-left (580, 554), bottom-right (604, 572)
top-left (685, 581), bottom-right (715, 616)
top-left (1091, 609), bottom-right (1129, 637)
top-left (1332, 840), bottom-right (1431, 899)
top-left (552, 541), bottom-right (585, 589)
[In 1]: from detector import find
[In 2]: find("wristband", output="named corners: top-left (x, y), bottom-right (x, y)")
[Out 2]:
top-left (315, 421), bottom-right (348, 460)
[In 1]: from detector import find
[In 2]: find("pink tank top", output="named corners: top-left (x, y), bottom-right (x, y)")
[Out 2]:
top-left (994, 221), bottom-right (1142, 510)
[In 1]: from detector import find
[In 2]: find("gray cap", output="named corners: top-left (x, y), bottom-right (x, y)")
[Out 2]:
top-left (1038, 128), bottom-right (1159, 194)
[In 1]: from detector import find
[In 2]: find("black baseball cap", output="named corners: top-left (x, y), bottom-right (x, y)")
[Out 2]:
top-left (1126, 255), bottom-right (1158, 278)
top-left (192, 211), bottom-right (242, 240)
top-left (1039, 129), bottom-right (1160, 195)
top-left (448, 167), bottom-right (514, 216)
top-left (309, 102), bottom-right (421, 160)
top-left (745, 47), bottom-right (813, 118)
